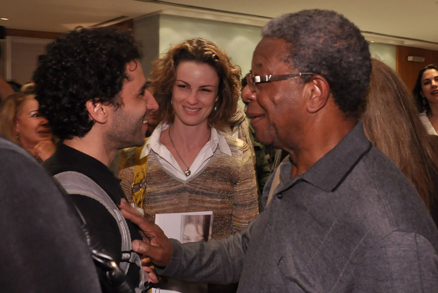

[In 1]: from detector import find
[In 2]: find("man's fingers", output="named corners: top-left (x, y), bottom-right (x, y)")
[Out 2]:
top-left (120, 205), bottom-right (151, 229)
top-left (121, 199), bottom-right (173, 266)
top-left (119, 199), bottom-right (143, 216)
top-left (141, 257), bottom-right (152, 266)
top-left (121, 209), bottom-right (153, 234)
top-left (132, 240), bottom-right (170, 267)
top-left (119, 199), bottom-right (138, 214)
top-left (144, 269), bottom-right (160, 283)
top-left (132, 239), bottom-right (155, 255)
top-left (121, 208), bottom-right (164, 243)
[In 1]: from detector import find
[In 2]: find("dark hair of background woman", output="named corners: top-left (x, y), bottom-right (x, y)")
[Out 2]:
top-left (413, 64), bottom-right (438, 113)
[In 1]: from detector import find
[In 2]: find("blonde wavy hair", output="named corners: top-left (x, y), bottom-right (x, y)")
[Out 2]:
top-left (0, 92), bottom-right (30, 144)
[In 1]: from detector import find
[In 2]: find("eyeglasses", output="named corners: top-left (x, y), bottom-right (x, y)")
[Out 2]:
top-left (246, 72), bottom-right (314, 92)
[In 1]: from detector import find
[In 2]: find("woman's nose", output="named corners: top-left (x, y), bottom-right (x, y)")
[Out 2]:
top-left (40, 117), bottom-right (49, 125)
top-left (186, 91), bottom-right (199, 104)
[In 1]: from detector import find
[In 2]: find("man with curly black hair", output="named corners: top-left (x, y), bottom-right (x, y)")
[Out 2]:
top-left (120, 9), bottom-right (438, 292)
top-left (33, 27), bottom-right (158, 292)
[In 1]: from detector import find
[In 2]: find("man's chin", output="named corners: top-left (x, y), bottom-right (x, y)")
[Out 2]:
top-left (255, 132), bottom-right (275, 147)
top-left (118, 137), bottom-right (146, 150)
top-left (132, 137), bottom-right (147, 147)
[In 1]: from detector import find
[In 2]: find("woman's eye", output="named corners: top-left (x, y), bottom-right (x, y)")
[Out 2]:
top-left (177, 84), bottom-right (188, 89)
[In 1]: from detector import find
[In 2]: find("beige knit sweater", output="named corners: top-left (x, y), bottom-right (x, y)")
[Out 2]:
top-left (118, 135), bottom-right (259, 239)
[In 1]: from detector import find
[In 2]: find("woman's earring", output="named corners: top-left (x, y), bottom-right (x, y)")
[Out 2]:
top-left (423, 97), bottom-right (427, 106)
top-left (214, 105), bottom-right (217, 111)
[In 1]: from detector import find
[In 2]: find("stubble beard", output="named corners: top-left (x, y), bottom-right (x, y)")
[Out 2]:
top-left (108, 116), bottom-right (145, 150)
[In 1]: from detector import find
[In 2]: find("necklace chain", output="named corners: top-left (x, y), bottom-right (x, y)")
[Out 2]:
top-left (169, 126), bottom-right (192, 177)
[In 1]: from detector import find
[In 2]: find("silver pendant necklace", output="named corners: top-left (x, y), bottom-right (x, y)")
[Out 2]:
top-left (169, 126), bottom-right (191, 177)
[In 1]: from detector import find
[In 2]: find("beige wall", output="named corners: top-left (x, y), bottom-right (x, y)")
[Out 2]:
top-left (0, 16), bottom-right (408, 90)
top-left (158, 15), bottom-right (262, 78)
top-left (9, 37), bottom-right (51, 85)
top-left (134, 14), bottom-right (262, 108)
top-left (134, 15), bottom-right (160, 78)
top-left (396, 46), bottom-right (438, 91)
top-left (369, 43), bottom-right (396, 70)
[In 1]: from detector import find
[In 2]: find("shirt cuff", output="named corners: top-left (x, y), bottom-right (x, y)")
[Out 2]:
top-left (155, 238), bottom-right (182, 276)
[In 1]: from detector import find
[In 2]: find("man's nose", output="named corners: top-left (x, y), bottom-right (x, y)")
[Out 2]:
top-left (241, 85), bottom-right (256, 104)
top-left (145, 91), bottom-right (159, 111)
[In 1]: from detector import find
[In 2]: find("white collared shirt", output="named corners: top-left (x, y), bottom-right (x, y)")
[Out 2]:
top-left (419, 112), bottom-right (438, 136)
top-left (140, 122), bottom-right (232, 181)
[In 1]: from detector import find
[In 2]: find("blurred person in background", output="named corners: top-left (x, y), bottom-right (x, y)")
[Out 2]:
top-left (362, 59), bottom-right (438, 226)
top-left (0, 92), bottom-right (55, 162)
top-left (413, 64), bottom-right (438, 135)
top-left (0, 136), bottom-right (101, 292)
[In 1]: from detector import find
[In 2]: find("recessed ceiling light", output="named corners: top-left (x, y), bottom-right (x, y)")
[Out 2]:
top-left (1, 18), bottom-right (8, 21)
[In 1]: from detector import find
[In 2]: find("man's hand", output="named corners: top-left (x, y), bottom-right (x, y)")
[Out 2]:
top-left (141, 256), bottom-right (160, 283)
top-left (120, 199), bottom-right (173, 268)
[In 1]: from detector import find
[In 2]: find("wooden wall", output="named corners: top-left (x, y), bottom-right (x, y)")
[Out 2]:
top-left (396, 46), bottom-right (438, 91)
top-left (2, 20), bottom-right (133, 84)
top-left (5, 18), bottom-right (133, 39)
top-left (5, 29), bottom-right (64, 39)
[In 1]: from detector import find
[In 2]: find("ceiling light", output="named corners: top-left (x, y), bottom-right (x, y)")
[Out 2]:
top-left (1, 18), bottom-right (8, 21)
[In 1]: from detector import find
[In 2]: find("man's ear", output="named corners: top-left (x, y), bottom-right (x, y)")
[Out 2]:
top-left (305, 74), bottom-right (330, 114)
top-left (85, 99), bottom-right (109, 124)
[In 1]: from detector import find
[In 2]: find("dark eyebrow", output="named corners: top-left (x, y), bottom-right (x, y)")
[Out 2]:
top-left (138, 81), bottom-right (149, 94)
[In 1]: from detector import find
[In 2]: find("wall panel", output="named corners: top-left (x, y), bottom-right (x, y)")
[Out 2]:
top-left (397, 46), bottom-right (438, 91)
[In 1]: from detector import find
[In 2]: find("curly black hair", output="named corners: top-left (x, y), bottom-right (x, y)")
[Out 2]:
top-left (413, 64), bottom-right (438, 113)
top-left (262, 9), bottom-right (371, 117)
top-left (33, 27), bottom-right (142, 140)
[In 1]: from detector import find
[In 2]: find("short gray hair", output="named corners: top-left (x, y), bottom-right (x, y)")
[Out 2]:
top-left (262, 9), bottom-right (371, 117)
